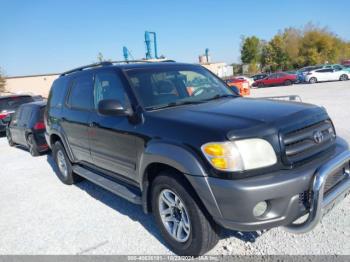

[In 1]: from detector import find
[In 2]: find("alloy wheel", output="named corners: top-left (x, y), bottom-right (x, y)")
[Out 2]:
top-left (158, 189), bottom-right (191, 243)
top-left (57, 150), bottom-right (68, 178)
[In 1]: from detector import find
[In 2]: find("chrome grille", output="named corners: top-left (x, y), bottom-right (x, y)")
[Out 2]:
top-left (282, 120), bottom-right (336, 165)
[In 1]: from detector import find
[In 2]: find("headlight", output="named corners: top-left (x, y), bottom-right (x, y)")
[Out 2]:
top-left (201, 139), bottom-right (277, 172)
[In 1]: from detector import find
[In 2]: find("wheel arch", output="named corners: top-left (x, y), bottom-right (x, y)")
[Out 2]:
top-left (139, 142), bottom-right (222, 219)
top-left (49, 131), bottom-right (75, 162)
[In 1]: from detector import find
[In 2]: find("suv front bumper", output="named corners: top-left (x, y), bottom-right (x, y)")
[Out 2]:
top-left (186, 138), bottom-right (350, 232)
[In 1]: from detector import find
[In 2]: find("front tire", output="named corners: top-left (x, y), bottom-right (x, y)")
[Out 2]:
top-left (258, 82), bottom-right (265, 88)
top-left (151, 172), bottom-right (219, 256)
top-left (52, 141), bottom-right (82, 185)
top-left (340, 74), bottom-right (348, 81)
top-left (309, 77), bottom-right (317, 84)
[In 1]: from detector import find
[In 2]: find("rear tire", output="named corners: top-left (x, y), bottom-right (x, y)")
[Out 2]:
top-left (151, 172), bottom-right (219, 256)
top-left (340, 74), bottom-right (348, 81)
top-left (284, 80), bottom-right (292, 86)
top-left (52, 141), bottom-right (82, 185)
top-left (309, 77), bottom-right (317, 84)
top-left (27, 134), bottom-right (40, 156)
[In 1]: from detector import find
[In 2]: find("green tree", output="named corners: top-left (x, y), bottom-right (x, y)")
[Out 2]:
top-left (0, 68), bottom-right (6, 93)
top-left (247, 23), bottom-right (350, 71)
top-left (261, 42), bottom-right (277, 72)
top-left (269, 35), bottom-right (290, 70)
top-left (240, 36), bottom-right (261, 64)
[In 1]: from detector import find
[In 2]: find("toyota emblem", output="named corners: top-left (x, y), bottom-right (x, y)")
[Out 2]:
top-left (313, 131), bottom-right (324, 144)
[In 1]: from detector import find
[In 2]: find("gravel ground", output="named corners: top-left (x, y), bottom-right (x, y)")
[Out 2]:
top-left (0, 81), bottom-right (349, 255)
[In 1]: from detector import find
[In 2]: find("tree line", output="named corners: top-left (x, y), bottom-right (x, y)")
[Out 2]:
top-left (239, 23), bottom-right (350, 74)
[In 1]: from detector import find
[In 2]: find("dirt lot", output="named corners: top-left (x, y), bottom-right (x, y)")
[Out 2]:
top-left (0, 81), bottom-right (349, 255)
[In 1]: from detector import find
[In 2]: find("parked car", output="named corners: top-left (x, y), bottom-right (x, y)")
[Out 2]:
top-left (46, 61), bottom-right (350, 256)
top-left (251, 73), bottom-right (268, 81)
top-left (305, 68), bottom-right (349, 84)
top-left (0, 95), bottom-right (39, 134)
top-left (253, 72), bottom-right (297, 87)
top-left (321, 64), bottom-right (350, 73)
top-left (225, 78), bottom-right (250, 96)
top-left (295, 66), bottom-right (322, 83)
top-left (6, 101), bottom-right (48, 156)
top-left (233, 76), bottom-right (254, 87)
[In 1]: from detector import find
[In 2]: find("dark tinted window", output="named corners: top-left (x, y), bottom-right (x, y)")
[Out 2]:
top-left (0, 96), bottom-right (34, 111)
top-left (93, 71), bottom-right (128, 109)
top-left (19, 106), bottom-right (32, 124)
top-left (48, 78), bottom-right (68, 108)
top-left (316, 69), bottom-right (330, 73)
top-left (67, 75), bottom-right (93, 110)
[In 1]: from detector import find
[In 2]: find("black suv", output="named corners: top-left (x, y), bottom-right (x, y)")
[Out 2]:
top-left (7, 101), bottom-right (48, 156)
top-left (45, 61), bottom-right (350, 255)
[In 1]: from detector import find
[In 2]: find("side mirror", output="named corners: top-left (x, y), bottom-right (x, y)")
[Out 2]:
top-left (98, 99), bottom-right (131, 116)
top-left (229, 85), bottom-right (240, 95)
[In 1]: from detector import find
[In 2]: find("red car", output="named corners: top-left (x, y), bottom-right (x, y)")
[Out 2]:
top-left (253, 72), bottom-right (297, 87)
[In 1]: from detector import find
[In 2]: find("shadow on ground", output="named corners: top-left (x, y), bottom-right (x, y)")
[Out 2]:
top-left (46, 153), bottom-right (265, 250)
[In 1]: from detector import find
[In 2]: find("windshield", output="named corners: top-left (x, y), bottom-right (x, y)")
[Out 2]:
top-left (125, 66), bottom-right (235, 110)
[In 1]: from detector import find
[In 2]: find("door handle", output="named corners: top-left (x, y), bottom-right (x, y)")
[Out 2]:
top-left (89, 122), bottom-right (98, 127)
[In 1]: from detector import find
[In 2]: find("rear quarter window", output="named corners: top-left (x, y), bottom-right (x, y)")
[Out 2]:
top-left (48, 77), bottom-right (68, 108)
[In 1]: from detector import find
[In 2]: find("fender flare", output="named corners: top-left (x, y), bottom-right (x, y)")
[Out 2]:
top-left (49, 128), bottom-right (75, 162)
top-left (139, 141), bottom-right (207, 180)
top-left (139, 141), bottom-right (223, 218)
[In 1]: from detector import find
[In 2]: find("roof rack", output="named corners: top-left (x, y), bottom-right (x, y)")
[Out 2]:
top-left (60, 59), bottom-right (176, 77)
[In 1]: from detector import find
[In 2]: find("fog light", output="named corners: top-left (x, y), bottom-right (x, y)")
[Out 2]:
top-left (253, 201), bottom-right (268, 217)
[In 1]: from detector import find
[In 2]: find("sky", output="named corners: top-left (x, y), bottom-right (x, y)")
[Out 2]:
top-left (1, 0), bottom-right (349, 76)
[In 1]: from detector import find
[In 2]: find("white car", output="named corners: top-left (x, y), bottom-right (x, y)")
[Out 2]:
top-left (305, 68), bottom-right (349, 84)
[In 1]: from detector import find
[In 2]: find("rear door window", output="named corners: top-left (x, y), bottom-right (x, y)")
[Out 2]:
top-left (48, 78), bottom-right (68, 108)
top-left (67, 74), bottom-right (94, 110)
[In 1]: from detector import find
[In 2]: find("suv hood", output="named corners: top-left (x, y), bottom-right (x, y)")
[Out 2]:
top-left (147, 97), bottom-right (327, 137)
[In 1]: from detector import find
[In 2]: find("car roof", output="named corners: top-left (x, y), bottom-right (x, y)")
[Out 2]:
top-left (20, 101), bottom-right (46, 108)
top-left (0, 94), bottom-right (32, 100)
top-left (60, 62), bottom-right (199, 78)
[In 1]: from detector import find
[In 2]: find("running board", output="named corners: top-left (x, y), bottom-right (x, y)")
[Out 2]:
top-left (72, 165), bottom-right (142, 205)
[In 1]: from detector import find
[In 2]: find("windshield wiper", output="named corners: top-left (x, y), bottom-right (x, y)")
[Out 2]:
top-left (146, 100), bottom-right (204, 110)
top-left (203, 94), bottom-right (236, 102)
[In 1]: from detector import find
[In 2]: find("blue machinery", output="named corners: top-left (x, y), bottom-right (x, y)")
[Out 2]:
top-left (144, 31), bottom-right (159, 59)
top-left (205, 48), bottom-right (209, 63)
top-left (122, 46), bottom-right (133, 61)
top-left (123, 31), bottom-right (159, 61)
